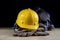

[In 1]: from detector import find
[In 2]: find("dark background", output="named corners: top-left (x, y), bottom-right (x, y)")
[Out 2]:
top-left (0, 0), bottom-right (60, 28)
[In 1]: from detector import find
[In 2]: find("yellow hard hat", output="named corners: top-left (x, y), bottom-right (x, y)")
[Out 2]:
top-left (16, 8), bottom-right (39, 30)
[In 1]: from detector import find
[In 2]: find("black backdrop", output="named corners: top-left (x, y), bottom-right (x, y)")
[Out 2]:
top-left (0, 0), bottom-right (60, 28)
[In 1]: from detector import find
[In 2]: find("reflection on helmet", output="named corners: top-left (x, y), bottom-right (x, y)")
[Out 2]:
top-left (16, 8), bottom-right (39, 30)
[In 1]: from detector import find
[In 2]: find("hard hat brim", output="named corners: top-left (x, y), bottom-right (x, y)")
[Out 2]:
top-left (16, 22), bottom-right (39, 30)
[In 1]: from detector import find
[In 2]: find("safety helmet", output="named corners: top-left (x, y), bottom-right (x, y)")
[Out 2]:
top-left (16, 8), bottom-right (39, 30)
